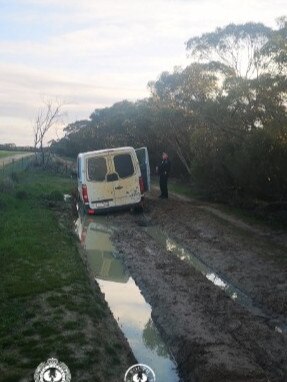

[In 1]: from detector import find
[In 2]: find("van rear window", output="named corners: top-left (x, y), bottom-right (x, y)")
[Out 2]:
top-left (114, 154), bottom-right (134, 178)
top-left (87, 157), bottom-right (107, 181)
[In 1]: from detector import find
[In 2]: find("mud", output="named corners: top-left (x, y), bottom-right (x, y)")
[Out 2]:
top-left (109, 190), bottom-right (287, 382)
top-left (74, 213), bottom-right (180, 381)
top-left (147, 194), bottom-right (287, 319)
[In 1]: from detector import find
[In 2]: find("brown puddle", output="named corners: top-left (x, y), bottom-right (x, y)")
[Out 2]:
top-left (75, 213), bottom-right (181, 382)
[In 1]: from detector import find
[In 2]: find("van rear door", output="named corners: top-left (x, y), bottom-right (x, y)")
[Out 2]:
top-left (135, 147), bottom-right (150, 192)
top-left (86, 154), bottom-right (116, 209)
top-left (111, 151), bottom-right (141, 206)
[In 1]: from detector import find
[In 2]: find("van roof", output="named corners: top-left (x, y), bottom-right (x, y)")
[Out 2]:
top-left (78, 147), bottom-right (135, 158)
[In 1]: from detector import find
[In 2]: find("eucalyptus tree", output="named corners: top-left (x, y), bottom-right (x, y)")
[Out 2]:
top-left (186, 22), bottom-right (272, 78)
top-left (261, 16), bottom-right (287, 74)
top-left (147, 63), bottom-right (220, 174)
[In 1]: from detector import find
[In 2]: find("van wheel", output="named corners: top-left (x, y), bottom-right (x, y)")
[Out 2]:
top-left (132, 203), bottom-right (144, 214)
top-left (77, 199), bottom-right (88, 215)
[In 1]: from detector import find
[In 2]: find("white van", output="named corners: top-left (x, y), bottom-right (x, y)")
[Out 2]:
top-left (77, 146), bottom-right (150, 214)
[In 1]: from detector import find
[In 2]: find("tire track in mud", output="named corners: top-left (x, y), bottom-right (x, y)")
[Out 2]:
top-left (153, 185), bottom-right (287, 248)
top-left (147, 194), bottom-right (287, 320)
top-left (110, 211), bottom-right (287, 382)
top-left (142, 223), bottom-right (287, 335)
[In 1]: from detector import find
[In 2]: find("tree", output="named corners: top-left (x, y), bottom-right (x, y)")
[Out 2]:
top-left (261, 16), bottom-right (287, 74)
top-left (147, 63), bottom-right (219, 175)
top-left (186, 22), bottom-right (272, 78)
top-left (142, 319), bottom-right (168, 357)
top-left (51, 18), bottom-right (287, 203)
top-left (33, 100), bottom-right (63, 165)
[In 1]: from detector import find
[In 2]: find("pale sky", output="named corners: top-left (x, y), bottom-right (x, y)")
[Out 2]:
top-left (0, 0), bottom-right (285, 146)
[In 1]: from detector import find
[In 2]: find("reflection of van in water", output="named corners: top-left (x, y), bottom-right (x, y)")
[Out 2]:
top-left (75, 215), bottom-right (129, 283)
top-left (77, 146), bottom-right (150, 214)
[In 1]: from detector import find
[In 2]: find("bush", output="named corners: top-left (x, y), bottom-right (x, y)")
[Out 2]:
top-left (189, 127), bottom-right (287, 203)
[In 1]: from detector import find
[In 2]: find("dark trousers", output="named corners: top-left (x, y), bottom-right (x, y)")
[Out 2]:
top-left (159, 175), bottom-right (168, 197)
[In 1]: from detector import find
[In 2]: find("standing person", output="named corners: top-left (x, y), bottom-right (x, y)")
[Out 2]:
top-left (157, 152), bottom-right (171, 199)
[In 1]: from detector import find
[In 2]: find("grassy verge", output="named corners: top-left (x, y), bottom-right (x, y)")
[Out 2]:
top-left (0, 151), bottom-right (28, 159)
top-left (1, 156), bottom-right (34, 178)
top-left (168, 180), bottom-right (202, 200)
top-left (153, 177), bottom-right (287, 229)
top-left (0, 169), bottom-right (134, 382)
top-left (152, 176), bottom-right (201, 199)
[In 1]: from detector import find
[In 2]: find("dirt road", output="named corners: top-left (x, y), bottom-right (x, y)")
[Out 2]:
top-left (108, 190), bottom-right (287, 382)
top-left (0, 152), bottom-right (33, 167)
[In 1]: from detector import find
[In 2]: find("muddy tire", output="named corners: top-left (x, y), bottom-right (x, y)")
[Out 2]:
top-left (132, 202), bottom-right (144, 214)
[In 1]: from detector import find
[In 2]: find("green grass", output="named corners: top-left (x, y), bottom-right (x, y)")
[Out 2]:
top-left (0, 169), bottom-right (133, 381)
top-left (154, 177), bottom-right (287, 229)
top-left (0, 151), bottom-right (28, 159)
top-left (152, 176), bottom-right (201, 199)
top-left (168, 180), bottom-right (201, 199)
top-left (0, 155), bottom-right (33, 178)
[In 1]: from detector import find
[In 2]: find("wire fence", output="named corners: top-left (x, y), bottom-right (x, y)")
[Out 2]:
top-left (0, 154), bottom-right (76, 180)
top-left (0, 155), bottom-right (34, 178)
top-left (47, 156), bottom-right (76, 176)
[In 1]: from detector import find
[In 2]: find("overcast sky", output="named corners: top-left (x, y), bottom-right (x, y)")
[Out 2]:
top-left (0, 0), bottom-right (285, 145)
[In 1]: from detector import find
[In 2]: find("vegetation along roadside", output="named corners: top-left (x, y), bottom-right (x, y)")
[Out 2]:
top-left (0, 168), bottom-right (135, 382)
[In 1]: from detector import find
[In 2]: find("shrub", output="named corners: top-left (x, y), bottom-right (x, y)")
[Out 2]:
top-left (189, 127), bottom-right (287, 202)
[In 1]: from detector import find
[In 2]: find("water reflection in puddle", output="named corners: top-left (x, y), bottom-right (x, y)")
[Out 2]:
top-left (75, 214), bottom-right (180, 382)
top-left (143, 225), bottom-right (287, 335)
top-left (144, 226), bottom-right (272, 318)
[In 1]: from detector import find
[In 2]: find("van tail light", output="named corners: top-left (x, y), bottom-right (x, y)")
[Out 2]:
top-left (88, 209), bottom-right (95, 215)
top-left (139, 176), bottom-right (144, 194)
top-left (82, 184), bottom-right (89, 203)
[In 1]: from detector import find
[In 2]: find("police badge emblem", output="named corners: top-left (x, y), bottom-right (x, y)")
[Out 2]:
top-left (124, 364), bottom-right (156, 382)
top-left (34, 358), bottom-right (71, 382)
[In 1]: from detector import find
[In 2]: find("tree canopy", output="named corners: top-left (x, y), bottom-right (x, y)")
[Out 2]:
top-left (52, 17), bottom-right (287, 203)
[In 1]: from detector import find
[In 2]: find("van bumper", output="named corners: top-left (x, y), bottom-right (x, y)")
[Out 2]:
top-left (84, 201), bottom-right (143, 215)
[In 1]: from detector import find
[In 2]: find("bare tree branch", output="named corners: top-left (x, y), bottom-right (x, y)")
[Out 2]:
top-left (33, 99), bottom-right (63, 166)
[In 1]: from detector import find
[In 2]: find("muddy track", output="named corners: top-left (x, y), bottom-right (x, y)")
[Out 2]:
top-left (109, 192), bottom-right (287, 382)
top-left (148, 192), bottom-right (287, 318)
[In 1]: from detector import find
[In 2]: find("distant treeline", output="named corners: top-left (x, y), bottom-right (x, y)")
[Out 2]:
top-left (52, 18), bottom-right (287, 203)
top-left (0, 143), bottom-right (34, 152)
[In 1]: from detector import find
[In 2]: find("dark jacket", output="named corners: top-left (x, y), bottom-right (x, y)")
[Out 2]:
top-left (158, 159), bottom-right (171, 178)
